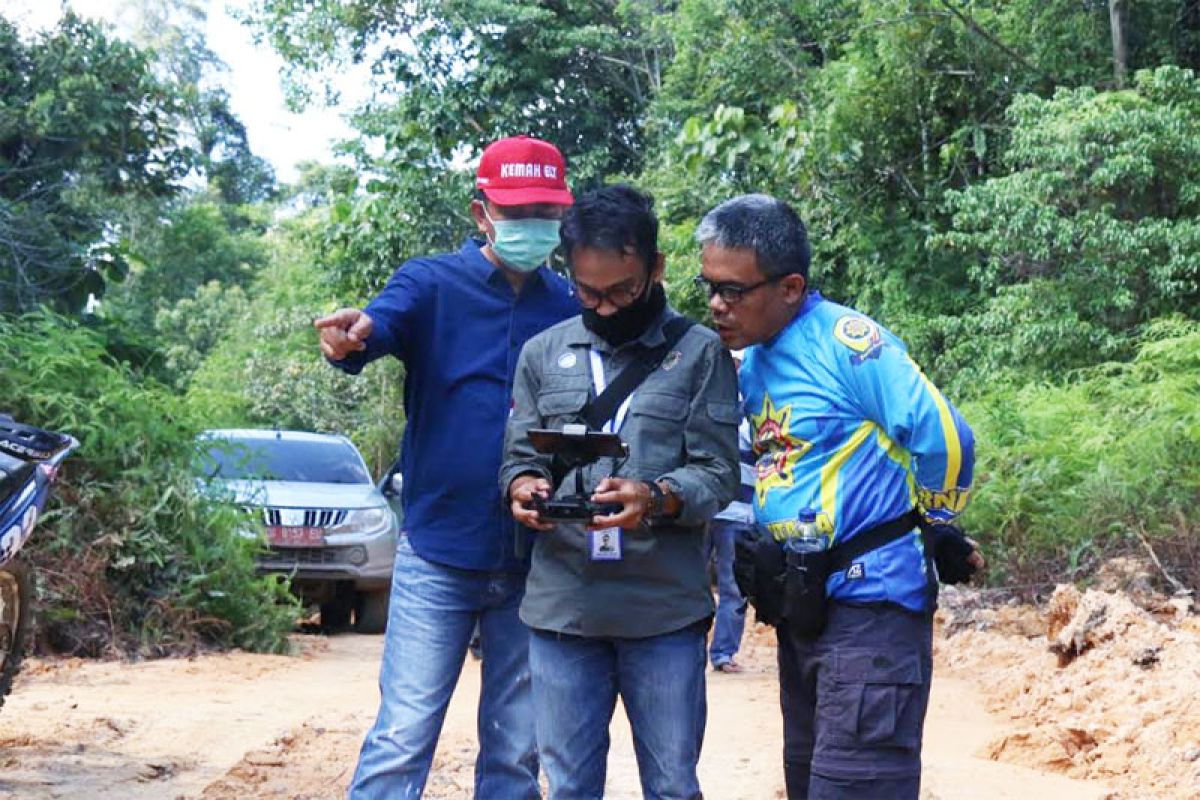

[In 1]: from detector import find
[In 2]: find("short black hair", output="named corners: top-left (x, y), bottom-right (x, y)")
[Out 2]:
top-left (560, 184), bottom-right (658, 273)
top-left (696, 194), bottom-right (811, 280)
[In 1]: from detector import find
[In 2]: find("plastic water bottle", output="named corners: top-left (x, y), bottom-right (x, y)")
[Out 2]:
top-left (784, 509), bottom-right (825, 554)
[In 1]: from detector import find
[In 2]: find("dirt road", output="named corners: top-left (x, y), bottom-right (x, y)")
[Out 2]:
top-left (0, 618), bottom-right (1116, 800)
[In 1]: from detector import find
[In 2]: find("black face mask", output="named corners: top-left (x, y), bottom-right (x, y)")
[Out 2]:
top-left (582, 282), bottom-right (667, 347)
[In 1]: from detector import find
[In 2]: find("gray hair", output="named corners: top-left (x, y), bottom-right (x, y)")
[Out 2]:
top-left (695, 194), bottom-right (811, 280)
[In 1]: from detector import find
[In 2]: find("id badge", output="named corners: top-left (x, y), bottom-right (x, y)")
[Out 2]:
top-left (589, 528), bottom-right (622, 561)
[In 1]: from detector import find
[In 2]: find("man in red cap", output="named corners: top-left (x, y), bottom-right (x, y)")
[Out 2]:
top-left (316, 135), bottom-right (578, 799)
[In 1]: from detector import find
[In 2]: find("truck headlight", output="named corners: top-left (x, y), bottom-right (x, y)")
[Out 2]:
top-left (327, 506), bottom-right (394, 536)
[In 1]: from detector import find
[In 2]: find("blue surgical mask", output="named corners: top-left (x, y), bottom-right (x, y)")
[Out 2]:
top-left (484, 208), bottom-right (561, 272)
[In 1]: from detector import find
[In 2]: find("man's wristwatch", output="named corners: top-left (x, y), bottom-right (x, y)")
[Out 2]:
top-left (643, 479), bottom-right (667, 519)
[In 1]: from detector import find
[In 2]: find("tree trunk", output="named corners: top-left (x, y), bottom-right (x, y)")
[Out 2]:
top-left (1110, 0), bottom-right (1128, 88)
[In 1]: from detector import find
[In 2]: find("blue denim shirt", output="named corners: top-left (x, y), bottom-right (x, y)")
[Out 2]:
top-left (330, 238), bottom-right (579, 572)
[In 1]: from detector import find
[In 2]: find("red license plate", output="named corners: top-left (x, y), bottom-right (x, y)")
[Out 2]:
top-left (266, 525), bottom-right (325, 547)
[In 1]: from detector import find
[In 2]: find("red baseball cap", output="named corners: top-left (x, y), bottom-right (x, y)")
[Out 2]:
top-left (475, 136), bottom-right (574, 206)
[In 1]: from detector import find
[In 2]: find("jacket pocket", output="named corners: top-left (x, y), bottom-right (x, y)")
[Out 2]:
top-left (630, 391), bottom-right (688, 420)
top-left (536, 389), bottom-right (589, 424)
top-left (627, 391), bottom-right (689, 467)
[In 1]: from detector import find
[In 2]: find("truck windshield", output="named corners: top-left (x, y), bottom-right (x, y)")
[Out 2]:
top-left (198, 438), bottom-right (371, 484)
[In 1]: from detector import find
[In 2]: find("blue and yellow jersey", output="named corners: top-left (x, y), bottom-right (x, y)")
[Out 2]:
top-left (739, 291), bottom-right (975, 612)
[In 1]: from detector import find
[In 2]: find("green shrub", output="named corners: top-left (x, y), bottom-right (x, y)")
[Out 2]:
top-left (915, 280), bottom-right (1131, 399)
top-left (152, 281), bottom-right (251, 389)
top-left (961, 317), bottom-right (1200, 588)
top-left (0, 310), bottom-right (298, 656)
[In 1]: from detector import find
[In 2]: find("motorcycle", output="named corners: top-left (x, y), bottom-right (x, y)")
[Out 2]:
top-left (0, 415), bottom-right (77, 707)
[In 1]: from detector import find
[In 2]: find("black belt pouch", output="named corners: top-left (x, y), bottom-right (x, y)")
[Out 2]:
top-left (782, 547), bottom-right (833, 639)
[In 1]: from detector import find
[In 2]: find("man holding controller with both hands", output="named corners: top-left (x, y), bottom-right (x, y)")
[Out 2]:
top-left (502, 184), bottom-right (740, 800)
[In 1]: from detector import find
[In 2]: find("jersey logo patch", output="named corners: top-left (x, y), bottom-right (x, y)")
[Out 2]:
top-left (833, 315), bottom-right (884, 364)
top-left (750, 393), bottom-right (813, 506)
top-left (917, 486), bottom-right (971, 517)
top-left (846, 562), bottom-right (865, 581)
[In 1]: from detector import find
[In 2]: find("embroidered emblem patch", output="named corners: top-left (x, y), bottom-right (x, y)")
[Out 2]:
top-left (833, 315), bottom-right (884, 364)
top-left (846, 563), bottom-right (865, 581)
top-left (750, 393), bottom-right (813, 506)
top-left (661, 351), bottom-right (682, 371)
top-left (557, 352), bottom-right (577, 369)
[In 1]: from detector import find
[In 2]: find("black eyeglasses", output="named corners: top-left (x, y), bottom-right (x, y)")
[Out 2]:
top-left (572, 278), bottom-right (646, 309)
top-left (692, 274), bottom-right (781, 305)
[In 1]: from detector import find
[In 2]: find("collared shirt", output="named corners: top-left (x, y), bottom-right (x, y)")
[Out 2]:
top-left (500, 306), bottom-right (741, 638)
top-left (739, 291), bottom-right (976, 612)
top-left (330, 238), bottom-right (579, 572)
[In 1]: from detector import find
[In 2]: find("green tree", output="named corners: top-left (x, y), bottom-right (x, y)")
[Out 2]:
top-left (305, 144), bottom-right (473, 299)
top-left (153, 280), bottom-right (251, 387)
top-left (660, 0), bottom-right (1120, 319)
top-left (933, 66), bottom-right (1200, 388)
top-left (649, 0), bottom-right (820, 131)
top-left (106, 200), bottom-right (268, 333)
top-left (252, 0), bottom-right (673, 183)
top-left (115, 0), bottom-right (277, 205)
top-left (0, 13), bottom-right (191, 311)
top-left (283, 160), bottom-right (359, 209)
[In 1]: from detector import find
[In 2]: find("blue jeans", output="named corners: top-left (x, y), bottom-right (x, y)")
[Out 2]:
top-left (350, 533), bottom-right (538, 799)
top-left (709, 519), bottom-right (748, 667)
top-left (777, 603), bottom-right (933, 800)
top-left (528, 624), bottom-right (707, 800)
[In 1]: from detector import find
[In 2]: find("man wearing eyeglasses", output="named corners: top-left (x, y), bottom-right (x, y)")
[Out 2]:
top-left (501, 184), bottom-right (740, 799)
top-left (695, 194), bottom-right (979, 800)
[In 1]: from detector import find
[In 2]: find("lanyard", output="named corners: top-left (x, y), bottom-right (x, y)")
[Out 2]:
top-left (588, 349), bottom-right (633, 434)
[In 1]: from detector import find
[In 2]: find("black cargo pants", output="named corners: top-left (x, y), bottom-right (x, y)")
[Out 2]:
top-left (777, 602), bottom-right (934, 800)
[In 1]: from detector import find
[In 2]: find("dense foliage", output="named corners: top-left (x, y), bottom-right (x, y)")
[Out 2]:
top-left (0, 312), bottom-right (299, 655)
top-left (0, 14), bottom-right (189, 311)
top-left (932, 67), bottom-right (1200, 392)
top-left (245, 0), bottom-right (1200, 590)
top-left (4, 1), bottom-right (1200, 656)
top-left (963, 318), bottom-right (1200, 589)
top-left (0, 12), bottom-right (378, 656)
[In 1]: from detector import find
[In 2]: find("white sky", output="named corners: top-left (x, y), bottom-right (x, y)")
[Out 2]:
top-left (7, 0), bottom-right (372, 184)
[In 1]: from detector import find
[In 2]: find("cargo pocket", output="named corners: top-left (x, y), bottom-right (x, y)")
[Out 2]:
top-left (821, 647), bottom-right (924, 748)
